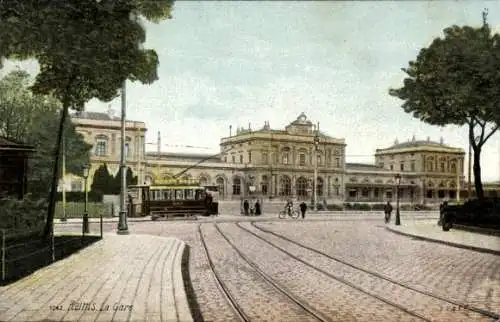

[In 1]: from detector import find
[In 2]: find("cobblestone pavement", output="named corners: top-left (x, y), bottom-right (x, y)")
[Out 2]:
top-left (54, 215), bottom-right (500, 322)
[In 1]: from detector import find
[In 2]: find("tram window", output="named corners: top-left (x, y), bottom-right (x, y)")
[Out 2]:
top-left (175, 189), bottom-right (184, 200)
top-left (185, 189), bottom-right (195, 200)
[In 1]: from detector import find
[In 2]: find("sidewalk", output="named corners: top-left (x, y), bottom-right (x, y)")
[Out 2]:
top-left (386, 219), bottom-right (500, 256)
top-left (0, 234), bottom-right (193, 322)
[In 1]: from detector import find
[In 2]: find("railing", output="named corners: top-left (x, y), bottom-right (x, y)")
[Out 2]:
top-left (1, 214), bottom-right (103, 282)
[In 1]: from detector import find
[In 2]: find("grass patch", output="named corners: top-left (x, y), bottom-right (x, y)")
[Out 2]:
top-left (0, 234), bottom-right (101, 285)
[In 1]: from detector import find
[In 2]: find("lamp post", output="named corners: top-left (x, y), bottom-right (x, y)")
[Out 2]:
top-left (82, 164), bottom-right (90, 234)
top-left (313, 123), bottom-right (320, 212)
top-left (117, 80), bottom-right (129, 235)
top-left (395, 173), bottom-right (401, 226)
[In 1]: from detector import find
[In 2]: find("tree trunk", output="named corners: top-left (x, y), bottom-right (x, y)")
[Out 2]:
top-left (43, 102), bottom-right (70, 238)
top-left (472, 146), bottom-right (484, 199)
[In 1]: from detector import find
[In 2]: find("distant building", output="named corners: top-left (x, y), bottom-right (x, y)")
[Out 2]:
top-left (68, 111), bottom-right (499, 204)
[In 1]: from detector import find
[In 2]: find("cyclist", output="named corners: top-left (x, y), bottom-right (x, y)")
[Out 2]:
top-left (285, 199), bottom-right (294, 215)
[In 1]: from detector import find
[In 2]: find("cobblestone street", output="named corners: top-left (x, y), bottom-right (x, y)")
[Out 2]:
top-left (53, 214), bottom-right (500, 322)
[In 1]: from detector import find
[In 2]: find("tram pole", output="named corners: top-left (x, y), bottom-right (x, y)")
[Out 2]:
top-left (117, 80), bottom-right (129, 235)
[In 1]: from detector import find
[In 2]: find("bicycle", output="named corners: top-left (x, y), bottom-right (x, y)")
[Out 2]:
top-left (279, 207), bottom-right (300, 219)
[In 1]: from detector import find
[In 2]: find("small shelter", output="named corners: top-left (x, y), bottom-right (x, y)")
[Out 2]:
top-left (0, 137), bottom-right (35, 199)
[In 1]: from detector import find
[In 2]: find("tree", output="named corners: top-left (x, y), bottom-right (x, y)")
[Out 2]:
top-left (90, 164), bottom-right (115, 196)
top-left (389, 12), bottom-right (500, 199)
top-left (111, 167), bottom-right (138, 194)
top-left (0, 0), bottom-right (174, 237)
top-left (0, 70), bottom-right (92, 198)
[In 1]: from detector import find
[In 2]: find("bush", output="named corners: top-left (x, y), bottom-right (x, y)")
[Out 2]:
top-left (327, 204), bottom-right (344, 211)
top-left (0, 194), bottom-right (47, 231)
top-left (56, 191), bottom-right (103, 202)
top-left (371, 203), bottom-right (386, 211)
top-left (343, 202), bottom-right (353, 210)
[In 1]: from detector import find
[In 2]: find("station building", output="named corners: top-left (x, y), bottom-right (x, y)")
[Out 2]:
top-left (66, 110), bottom-right (500, 205)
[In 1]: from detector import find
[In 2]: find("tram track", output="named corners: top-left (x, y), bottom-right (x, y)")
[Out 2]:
top-left (245, 221), bottom-right (500, 321)
top-left (198, 223), bottom-right (329, 322)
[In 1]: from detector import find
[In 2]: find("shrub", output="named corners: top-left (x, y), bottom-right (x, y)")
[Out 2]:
top-left (54, 202), bottom-right (112, 218)
top-left (327, 204), bottom-right (343, 211)
top-left (0, 194), bottom-right (47, 231)
top-left (371, 203), bottom-right (386, 211)
top-left (343, 202), bottom-right (353, 210)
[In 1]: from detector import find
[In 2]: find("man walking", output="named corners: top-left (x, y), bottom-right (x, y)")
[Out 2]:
top-left (384, 201), bottom-right (393, 224)
top-left (299, 201), bottom-right (307, 219)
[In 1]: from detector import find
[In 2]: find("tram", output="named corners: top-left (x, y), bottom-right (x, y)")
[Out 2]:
top-left (204, 185), bottom-right (219, 216)
top-left (128, 178), bottom-right (208, 220)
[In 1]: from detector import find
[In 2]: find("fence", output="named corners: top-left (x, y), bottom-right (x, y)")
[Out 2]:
top-left (1, 215), bottom-right (103, 282)
top-left (55, 202), bottom-right (112, 219)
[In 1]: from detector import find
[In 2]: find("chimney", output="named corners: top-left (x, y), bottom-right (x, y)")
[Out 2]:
top-left (248, 122), bottom-right (251, 131)
top-left (107, 104), bottom-right (115, 119)
top-left (440, 136), bottom-right (444, 144)
top-left (394, 138), bottom-right (399, 145)
top-left (157, 131), bottom-right (161, 154)
top-left (427, 136), bottom-right (430, 142)
top-left (229, 125), bottom-right (232, 137)
top-left (412, 135), bottom-right (416, 142)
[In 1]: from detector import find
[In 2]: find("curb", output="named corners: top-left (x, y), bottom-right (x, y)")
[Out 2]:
top-left (385, 226), bottom-right (500, 256)
top-left (173, 240), bottom-right (194, 322)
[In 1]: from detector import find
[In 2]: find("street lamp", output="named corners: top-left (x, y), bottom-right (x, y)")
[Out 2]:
top-left (82, 164), bottom-right (90, 234)
top-left (313, 124), bottom-right (320, 212)
top-left (395, 173), bottom-right (401, 226)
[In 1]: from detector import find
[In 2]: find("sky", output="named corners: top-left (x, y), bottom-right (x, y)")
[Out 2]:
top-left (2, 1), bottom-right (500, 181)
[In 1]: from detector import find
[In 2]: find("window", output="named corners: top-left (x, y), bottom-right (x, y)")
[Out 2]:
top-left (240, 155), bottom-right (243, 163)
top-left (199, 177), bottom-right (208, 186)
top-left (232, 155), bottom-right (235, 163)
top-left (95, 139), bottom-right (107, 156)
top-left (248, 151), bottom-right (252, 163)
top-left (335, 187), bottom-right (339, 196)
top-left (362, 188), bottom-right (369, 197)
top-left (349, 190), bottom-right (357, 198)
top-left (299, 153), bottom-right (306, 166)
top-left (411, 162), bottom-right (415, 172)
top-left (232, 178), bottom-right (241, 195)
top-left (224, 156), bottom-right (227, 162)
top-left (390, 164), bottom-right (394, 170)
top-left (71, 180), bottom-right (83, 192)
top-left (261, 175), bottom-right (268, 195)
top-left (440, 162), bottom-right (445, 172)
top-left (335, 158), bottom-right (340, 167)
top-left (216, 177), bottom-right (225, 198)
top-left (296, 177), bottom-right (308, 197)
top-left (317, 155), bottom-right (322, 166)
top-left (400, 163), bottom-right (404, 171)
top-left (374, 188), bottom-right (379, 198)
top-left (125, 143), bottom-right (130, 157)
top-left (316, 177), bottom-right (324, 196)
top-left (379, 162), bottom-right (384, 168)
top-left (386, 191), bottom-right (393, 199)
top-left (282, 153), bottom-right (289, 164)
top-left (261, 152), bottom-right (268, 164)
top-left (450, 163), bottom-right (456, 173)
top-left (279, 175), bottom-right (291, 196)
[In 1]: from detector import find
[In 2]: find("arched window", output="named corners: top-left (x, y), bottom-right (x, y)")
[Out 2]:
top-left (317, 177), bottom-right (324, 196)
top-left (450, 162), bottom-right (456, 173)
top-left (279, 175), bottom-right (291, 196)
top-left (296, 177), bottom-right (308, 197)
top-left (261, 175), bottom-right (268, 195)
top-left (232, 177), bottom-right (241, 195)
top-left (144, 175), bottom-right (153, 185)
top-left (216, 177), bottom-right (225, 198)
top-left (199, 176), bottom-right (208, 187)
top-left (95, 135), bottom-right (108, 156)
top-left (125, 137), bottom-right (132, 157)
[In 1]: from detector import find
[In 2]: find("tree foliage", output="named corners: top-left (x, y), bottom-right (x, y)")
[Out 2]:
top-left (0, 70), bottom-right (92, 198)
top-left (111, 167), bottom-right (138, 194)
top-left (0, 0), bottom-right (174, 236)
top-left (90, 164), bottom-right (115, 196)
top-left (389, 16), bottom-right (500, 198)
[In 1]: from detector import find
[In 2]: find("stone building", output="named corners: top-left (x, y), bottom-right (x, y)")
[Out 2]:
top-left (68, 111), bottom-right (499, 205)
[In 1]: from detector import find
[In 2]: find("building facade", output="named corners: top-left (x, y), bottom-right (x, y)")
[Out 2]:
top-left (68, 111), bottom-right (499, 204)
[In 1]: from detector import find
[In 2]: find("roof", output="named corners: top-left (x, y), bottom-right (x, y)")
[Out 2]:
top-left (0, 136), bottom-right (35, 151)
top-left (346, 162), bottom-right (388, 171)
top-left (383, 140), bottom-right (455, 150)
top-left (72, 111), bottom-right (120, 121)
top-left (146, 151), bottom-right (221, 159)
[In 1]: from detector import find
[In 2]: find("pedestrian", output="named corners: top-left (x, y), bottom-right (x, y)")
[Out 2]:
top-left (384, 201), bottom-right (393, 223)
top-left (243, 199), bottom-right (249, 216)
top-left (255, 200), bottom-right (261, 215)
top-left (207, 193), bottom-right (213, 216)
top-left (300, 201), bottom-right (307, 219)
